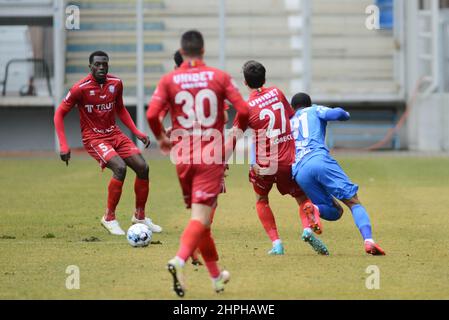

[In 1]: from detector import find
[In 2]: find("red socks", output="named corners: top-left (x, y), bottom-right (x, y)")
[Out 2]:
top-left (198, 228), bottom-right (220, 278)
top-left (256, 199), bottom-right (280, 242)
top-left (205, 261), bottom-right (220, 279)
top-left (105, 178), bottom-right (124, 221)
top-left (176, 211), bottom-right (221, 279)
top-left (176, 220), bottom-right (207, 262)
top-left (134, 178), bottom-right (149, 220)
top-left (105, 177), bottom-right (149, 221)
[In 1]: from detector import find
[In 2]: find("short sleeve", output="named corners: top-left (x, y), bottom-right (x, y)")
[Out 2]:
top-left (151, 75), bottom-right (169, 105)
top-left (223, 73), bottom-right (243, 105)
top-left (61, 86), bottom-right (82, 111)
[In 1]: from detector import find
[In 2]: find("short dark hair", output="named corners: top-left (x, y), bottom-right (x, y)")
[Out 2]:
top-left (243, 60), bottom-right (266, 89)
top-left (89, 51), bottom-right (109, 64)
top-left (181, 30), bottom-right (204, 56)
top-left (174, 50), bottom-right (183, 67)
top-left (291, 93), bottom-right (312, 110)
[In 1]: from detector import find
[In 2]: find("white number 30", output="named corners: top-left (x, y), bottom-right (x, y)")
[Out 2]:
top-left (175, 89), bottom-right (218, 128)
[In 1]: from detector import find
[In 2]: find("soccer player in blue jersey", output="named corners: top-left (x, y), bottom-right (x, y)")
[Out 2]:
top-left (290, 93), bottom-right (385, 255)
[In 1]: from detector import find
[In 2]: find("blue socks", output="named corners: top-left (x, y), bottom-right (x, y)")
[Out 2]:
top-left (317, 204), bottom-right (342, 221)
top-left (317, 203), bottom-right (373, 241)
top-left (351, 204), bottom-right (372, 240)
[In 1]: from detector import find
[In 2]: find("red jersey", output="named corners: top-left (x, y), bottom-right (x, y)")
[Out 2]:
top-left (147, 60), bottom-right (248, 163)
top-left (158, 101), bottom-right (230, 122)
top-left (234, 86), bottom-right (295, 167)
top-left (61, 73), bottom-right (126, 141)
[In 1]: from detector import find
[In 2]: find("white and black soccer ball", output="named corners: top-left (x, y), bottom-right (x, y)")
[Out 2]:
top-left (127, 223), bottom-right (152, 247)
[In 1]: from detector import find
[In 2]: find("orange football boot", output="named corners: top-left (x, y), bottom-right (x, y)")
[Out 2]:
top-left (365, 241), bottom-right (386, 256)
top-left (301, 202), bottom-right (323, 235)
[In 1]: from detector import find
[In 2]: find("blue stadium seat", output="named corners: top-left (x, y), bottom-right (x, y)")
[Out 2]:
top-left (376, 0), bottom-right (394, 30)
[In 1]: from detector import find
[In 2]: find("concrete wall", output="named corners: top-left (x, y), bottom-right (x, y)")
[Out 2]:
top-left (310, 0), bottom-right (401, 101)
top-left (408, 93), bottom-right (449, 152)
top-left (0, 107), bottom-right (135, 152)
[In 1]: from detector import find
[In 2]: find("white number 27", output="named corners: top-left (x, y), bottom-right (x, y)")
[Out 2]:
top-left (259, 102), bottom-right (287, 138)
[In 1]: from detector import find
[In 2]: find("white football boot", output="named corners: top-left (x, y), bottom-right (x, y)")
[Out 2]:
top-left (213, 270), bottom-right (231, 293)
top-left (167, 257), bottom-right (186, 297)
top-left (131, 215), bottom-right (162, 233)
top-left (101, 217), bottom-right (125, 235)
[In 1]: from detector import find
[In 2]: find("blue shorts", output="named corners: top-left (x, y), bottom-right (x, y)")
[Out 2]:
top-left (292, 154), bottom-right (358, 207)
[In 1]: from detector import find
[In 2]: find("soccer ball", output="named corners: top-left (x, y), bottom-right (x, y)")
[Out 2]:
top-left (127, 223), bottom-right (152, 247)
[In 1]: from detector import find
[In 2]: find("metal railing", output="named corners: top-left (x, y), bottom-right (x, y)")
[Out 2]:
top-left (439, 10), bottom-right (449, 92)
top-left (417, 0), bottom-right (440, 95)
top-left (1, 58), bottom-right (52, 97)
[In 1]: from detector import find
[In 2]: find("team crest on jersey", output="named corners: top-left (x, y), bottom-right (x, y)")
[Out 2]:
top-left (109, 85), bottom-right (115, 93)
top-left (89, 90), bottom-right (95, 96)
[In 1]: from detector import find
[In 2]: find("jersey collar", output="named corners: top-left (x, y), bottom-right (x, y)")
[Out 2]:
top-left (180, 59), bottom-right (206, 69)
top-left (88, 73), bottom-right (108, 85)
top-left (249, 87), bottom-right (266, 99)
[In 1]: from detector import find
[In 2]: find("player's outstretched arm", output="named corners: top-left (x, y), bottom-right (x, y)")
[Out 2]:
top-left (146, 77), bottom-right (173, 154)
top-left (116, 82), bottom-right (150, 148)
top-left (116, 106), bottom-right (150, 148)
top-left (223, 126), bottom-right (245, 164)
top-left (147, 98), bottom-right (172, 154)
top-left (223, 107), bottom-right (248, 164)
top-left (318, 107), bottom-right (350, 122)
top-left (54, 104), bottom-right (71, 166)
top-left (223, 74), bottom-right (250, 128)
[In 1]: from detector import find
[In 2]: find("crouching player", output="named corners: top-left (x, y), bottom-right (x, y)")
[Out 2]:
top-left (230, 61), bottom-right (328, 255)
top-left (290, 93), bottom-right (386, 255)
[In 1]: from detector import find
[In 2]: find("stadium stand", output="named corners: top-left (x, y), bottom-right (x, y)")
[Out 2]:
top-left (1, 0), bottom-right (447, 152)
top-left (65, 0), bottom-right (304, 97)
top-left (310, 0), bottom-right (401, 101)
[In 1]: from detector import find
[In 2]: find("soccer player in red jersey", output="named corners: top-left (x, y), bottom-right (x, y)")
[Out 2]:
top-left (231, 60), bottom-right (328, 255)
top-left (159, 50), bottom-right (230, 126)
top-left (147, 30), bottom-right (249, 297)
top-left (54, 51), bottom-right (162, 236)
top-left (160, 50), bottom-right (203, 267)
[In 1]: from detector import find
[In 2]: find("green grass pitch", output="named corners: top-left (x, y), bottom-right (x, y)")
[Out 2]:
top-left (0, 154), bottom-right (448, 299)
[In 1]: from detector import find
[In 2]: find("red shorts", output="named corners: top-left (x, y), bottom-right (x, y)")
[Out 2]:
top-left (83, 132), bottom-right (141, 169)
top-left (176, 163), bottom-right (226, 209)
top-left (249, 165), bottom-right (305, 198)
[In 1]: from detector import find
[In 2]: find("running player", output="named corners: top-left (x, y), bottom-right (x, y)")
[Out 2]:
top-left (231, 61), bottom-right (328, 256)
top-left (147, 30), bottom-right (249, 297)
top-left (54, 51), bottom-right (162, 235)
top-left (290, 93), bottom-right (386, 255)
top-left (160, 50), bottom-right (230, 266)
top-left (160, 50), bottom-right (230, 126)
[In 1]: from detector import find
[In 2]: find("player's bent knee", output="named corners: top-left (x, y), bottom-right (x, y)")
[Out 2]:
top-left (318, 204), bottom-right (342, 221)
top-left (335, 204), bottom-right (344, 220)
top-left (115, 164), bottom-right (127, 180)
top-left (141, 163), bottom-right (150, 178)
top-left (255, 194), bottom-right (269, 203)
top-left (335, 207), bottom-right (344, 221)
top-left (134, 162), bottom-right (149, 179)
top-left (342, 196), bottom-right (361, 209)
